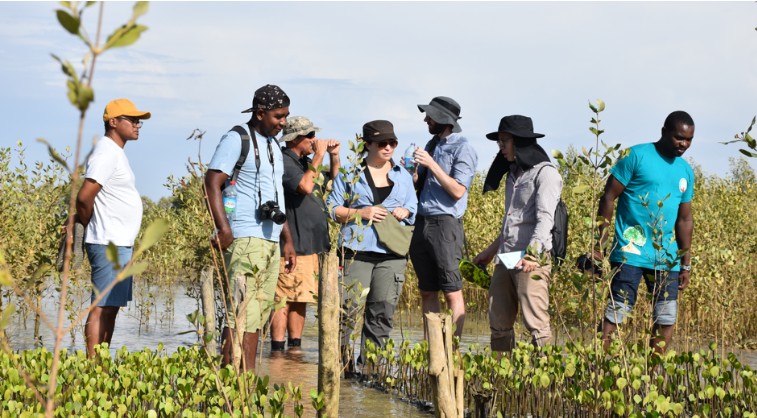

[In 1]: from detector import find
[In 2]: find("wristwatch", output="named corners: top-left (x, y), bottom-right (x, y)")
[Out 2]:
top-left (680, 265), bottom-right (691, 272)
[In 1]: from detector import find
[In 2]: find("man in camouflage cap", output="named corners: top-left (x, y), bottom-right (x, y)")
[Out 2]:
top-left (269, 116), bottom-right (341, 352)
top-left (205, 84), bottom-right (297, 371)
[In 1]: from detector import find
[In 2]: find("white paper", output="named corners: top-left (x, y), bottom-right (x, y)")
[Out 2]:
top-left (497, 251), bottom-right (526, 270)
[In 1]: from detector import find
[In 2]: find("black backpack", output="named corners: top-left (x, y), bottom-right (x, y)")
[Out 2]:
top-left (535, 165), bottom-right (568, 266)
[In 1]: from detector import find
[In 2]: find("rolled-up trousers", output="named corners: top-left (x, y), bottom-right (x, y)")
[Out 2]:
top-left (489, 262), bottom-right (552, 352)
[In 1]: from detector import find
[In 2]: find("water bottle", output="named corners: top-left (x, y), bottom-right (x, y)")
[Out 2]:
top-left (222, 181), bottom-right (238, 230)
top-left (403, 143), bottom-right (417, 173)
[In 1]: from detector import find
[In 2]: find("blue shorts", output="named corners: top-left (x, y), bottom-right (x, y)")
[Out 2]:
top-left (85, 243), bottom-right (133, 307)
top-left (605, 262), bottom-right (679, 326)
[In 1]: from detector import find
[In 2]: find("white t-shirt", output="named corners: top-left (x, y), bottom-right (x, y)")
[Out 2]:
top-left (84, 137), bottom-right (143, 246)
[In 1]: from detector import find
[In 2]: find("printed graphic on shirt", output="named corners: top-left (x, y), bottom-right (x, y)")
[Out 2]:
top-left (620, 225), bottom-right (646, 256)
top-left (679, 178), bottom-right (688, 193)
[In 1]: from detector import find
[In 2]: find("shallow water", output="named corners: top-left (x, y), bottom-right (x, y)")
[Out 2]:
top-left (7, 283), bottom-right (757, 416)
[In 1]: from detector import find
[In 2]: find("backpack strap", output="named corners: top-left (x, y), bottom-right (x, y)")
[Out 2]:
top-left (229, 125), bottom-right (260, 183)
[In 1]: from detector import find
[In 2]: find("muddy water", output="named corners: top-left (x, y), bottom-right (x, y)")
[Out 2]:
top-left (8, 284), bottom-right (757, 416)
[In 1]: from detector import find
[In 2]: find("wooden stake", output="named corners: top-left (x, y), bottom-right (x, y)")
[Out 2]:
top-left (426, 313), bottom-right (457, 418)
top-left (200, 267), bottom-right (217, 356)
top-left (318, 252), bottom-right (340, 418)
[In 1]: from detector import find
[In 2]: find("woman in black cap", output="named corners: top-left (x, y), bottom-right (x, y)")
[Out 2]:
top-left (326, 120), bottom-right (418, 368)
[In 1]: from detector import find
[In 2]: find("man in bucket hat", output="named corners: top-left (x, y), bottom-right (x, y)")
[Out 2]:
top-left (410, 96), bottom-right (478, 338)
top-left (473, 115), bottom-right (563, 352)
top-left (270, 116), bottom-right (341, 352)
top-left (205, 84), bottom-right (297, 372)
top-left (68, 98), bottom-right (150, 356)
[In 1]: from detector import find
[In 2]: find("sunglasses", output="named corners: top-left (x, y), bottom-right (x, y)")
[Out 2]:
top-left (305, 132), bottom-right (316, 139)
top-left (116, 116), bottom-right (143, 128)
top-left (371, 139), bottom-right (398, 149)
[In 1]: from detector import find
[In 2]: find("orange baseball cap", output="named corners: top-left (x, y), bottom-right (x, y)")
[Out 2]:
top-left (102, 99), bottom-right (151, 122)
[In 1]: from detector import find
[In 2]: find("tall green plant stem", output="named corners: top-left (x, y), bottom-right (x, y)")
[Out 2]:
top-left (46, 5), bottom-right (105, 416)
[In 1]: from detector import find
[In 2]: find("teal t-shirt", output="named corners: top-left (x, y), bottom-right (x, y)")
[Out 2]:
top-left (609, 143), bottom-right (694, 270)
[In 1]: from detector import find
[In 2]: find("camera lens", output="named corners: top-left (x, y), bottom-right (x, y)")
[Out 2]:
top-left (272, 210), bottom-right (287, 225)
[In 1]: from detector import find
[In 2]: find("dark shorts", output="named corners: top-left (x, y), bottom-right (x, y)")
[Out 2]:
top-left (86, 243), bottom-right (134, 307)
top-left (409, 215), bottom-right (464, 293)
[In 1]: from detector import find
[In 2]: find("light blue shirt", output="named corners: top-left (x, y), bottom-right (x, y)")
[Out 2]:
top-left (208, 127), bottom-right (286, 242)
top-left (609, 143), bottom-right (694, 270)
top-left (418, 133), bottom-right (478, 218)
top-left (327, 162), bottom-right (417, 253)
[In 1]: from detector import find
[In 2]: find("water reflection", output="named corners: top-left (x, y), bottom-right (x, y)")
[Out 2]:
top-left (8, 285), bottom-right (757, 417)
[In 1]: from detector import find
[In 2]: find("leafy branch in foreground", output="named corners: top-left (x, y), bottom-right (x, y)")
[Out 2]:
top-left (721, 116), bottom-right (757, 158)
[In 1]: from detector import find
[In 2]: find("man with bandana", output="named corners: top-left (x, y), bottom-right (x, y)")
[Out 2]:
top-left (473, 115), bottom-right (563, 353)
top-left (205, 84), bottom-right (297, 371)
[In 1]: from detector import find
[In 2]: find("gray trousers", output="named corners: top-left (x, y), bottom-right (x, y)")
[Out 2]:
top-left (341, 258), bottom-right (407, 363)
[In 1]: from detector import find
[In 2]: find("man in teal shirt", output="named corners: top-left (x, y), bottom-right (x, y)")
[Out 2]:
top-left (596, 111), bottom-right (695, 354)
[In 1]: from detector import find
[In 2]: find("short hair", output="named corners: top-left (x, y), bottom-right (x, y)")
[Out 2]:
top-left (664, 111), bottom-right (694, 131)
top-left (104, 120), bottom-right (111, 134)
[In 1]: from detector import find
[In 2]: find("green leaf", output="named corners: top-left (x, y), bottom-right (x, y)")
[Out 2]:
top-left (36, 138), bottom-right (70, 172)
top-left (539, 374), bottom-right (550, 388)
top-left (0, 303), bottom-right (16, 329)
top-left (106, 242), bottom-right (121, 270)
top-left (739, 149), bottom-right (757, 158)
top-left (596, 99), bottom-right (605, 112)
top-left (74, 82), bottom-right (94, 111)
top-left (572, 185), bottom-right (590, 194)
top-left (588, 100), bottom-right (598, 113)
top-left (106, 24), bottom-right (148, 49)
top-left (137, 218), bottom-right (169, 254)
top-left (56, 10), bottom-right (80, 35)
top-left (50, 54), bottom-right (77, 80)
top-left (31, 264), bottom-right (52, 283)
top-left (120, 261), bottom-right (149, 278)
top-left (274, 296), bottom-right (287, 311)
top-left (133, 1), bottom-right (149, 18)
top-left (551, 149), bottom-right (564, 159)
top-left (616, 377), bottom-right (627, 390)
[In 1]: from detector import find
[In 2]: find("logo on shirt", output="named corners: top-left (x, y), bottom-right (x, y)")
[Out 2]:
top-left (679, 178), bottom-right (687, 193)
top-left (620, 225), bottom-right (646, 256)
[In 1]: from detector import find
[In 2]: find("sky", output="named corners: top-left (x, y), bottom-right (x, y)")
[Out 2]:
top-left (1, 1), bottom-right (756, 200)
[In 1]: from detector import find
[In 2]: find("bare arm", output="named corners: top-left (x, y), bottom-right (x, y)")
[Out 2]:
top-left (595, 175), bottom-right (626, 258)
top-left (280, 220), bottom-right (296, 274)
top-left (674, 201), bottom-right (693, 290)
top-left (205, 169), bottom-right (233, 250)
top-left (413, 148), bottom-right (467, 201)
top-left (75, 179), bottom-right (102, 226)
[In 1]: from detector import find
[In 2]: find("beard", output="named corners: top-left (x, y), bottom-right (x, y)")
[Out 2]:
top-left (427, 120), bottom-right (446, 135)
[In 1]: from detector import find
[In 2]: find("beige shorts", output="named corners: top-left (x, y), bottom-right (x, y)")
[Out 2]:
top-left (275, 254), bottom-right (319, 303)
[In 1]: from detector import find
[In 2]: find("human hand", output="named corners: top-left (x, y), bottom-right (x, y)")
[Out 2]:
top-left (312, 139), bottom-right (329, 156)
top-left (358, 206), bottom-right (387, 223)
top-left (472, 247), bottom-right (497, 267)
top-left (283, 242), bottom-right (297, 274)
top-left (392, 207), bottom-right (410, 222)
top-left (324, 139), bottom-right (341, 156)
top-left (61, 214), bottom-right (81, 235)
top-left (515, 256), bottom-right (539, 273)
top-left (210, 227), bottom-right (234, 251)
top-left (678, 270), bottom-right (690, 291)
top-left (412, 148), bottom-right (436, 169)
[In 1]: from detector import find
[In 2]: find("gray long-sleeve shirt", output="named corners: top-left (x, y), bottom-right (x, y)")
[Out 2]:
top-left (498, 161), bottom-right (564, 257)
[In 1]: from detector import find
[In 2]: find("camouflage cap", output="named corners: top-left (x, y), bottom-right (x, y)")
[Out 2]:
top-left (241, 84), bottom-right (290, 113)
top-left (281, 116), bottom-right (322, 142)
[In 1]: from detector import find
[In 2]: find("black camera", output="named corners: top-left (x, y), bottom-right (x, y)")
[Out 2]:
top-left (260, 200), bottom-right (287, 225)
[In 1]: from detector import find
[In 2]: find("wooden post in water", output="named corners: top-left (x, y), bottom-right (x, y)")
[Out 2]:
top-left (426, 313), bottom-right (457, 418)
top-left (200, 267), bottom-right (217, 356)
top-left (318, 252), bottom-right (340, 418)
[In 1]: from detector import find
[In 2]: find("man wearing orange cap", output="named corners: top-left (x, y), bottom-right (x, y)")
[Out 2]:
top-left (71, 98), bottom-right (150, 356)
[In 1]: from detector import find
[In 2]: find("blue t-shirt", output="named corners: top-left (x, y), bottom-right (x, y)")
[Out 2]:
top-left (609, 143), bottom-right (694, 270)
top-left (208, 127), bottom-right (286, 242)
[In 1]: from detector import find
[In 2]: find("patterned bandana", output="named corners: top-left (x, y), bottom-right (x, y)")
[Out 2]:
top-left (241, 84), bottom-right (290, 113)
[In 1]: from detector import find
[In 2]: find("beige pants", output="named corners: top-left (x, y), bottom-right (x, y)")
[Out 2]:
top-left (489, 263), bottom-right (552, 352)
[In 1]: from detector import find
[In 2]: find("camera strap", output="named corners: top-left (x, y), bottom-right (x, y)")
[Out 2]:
top-left (229, 124), bottom-right (280, 205)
